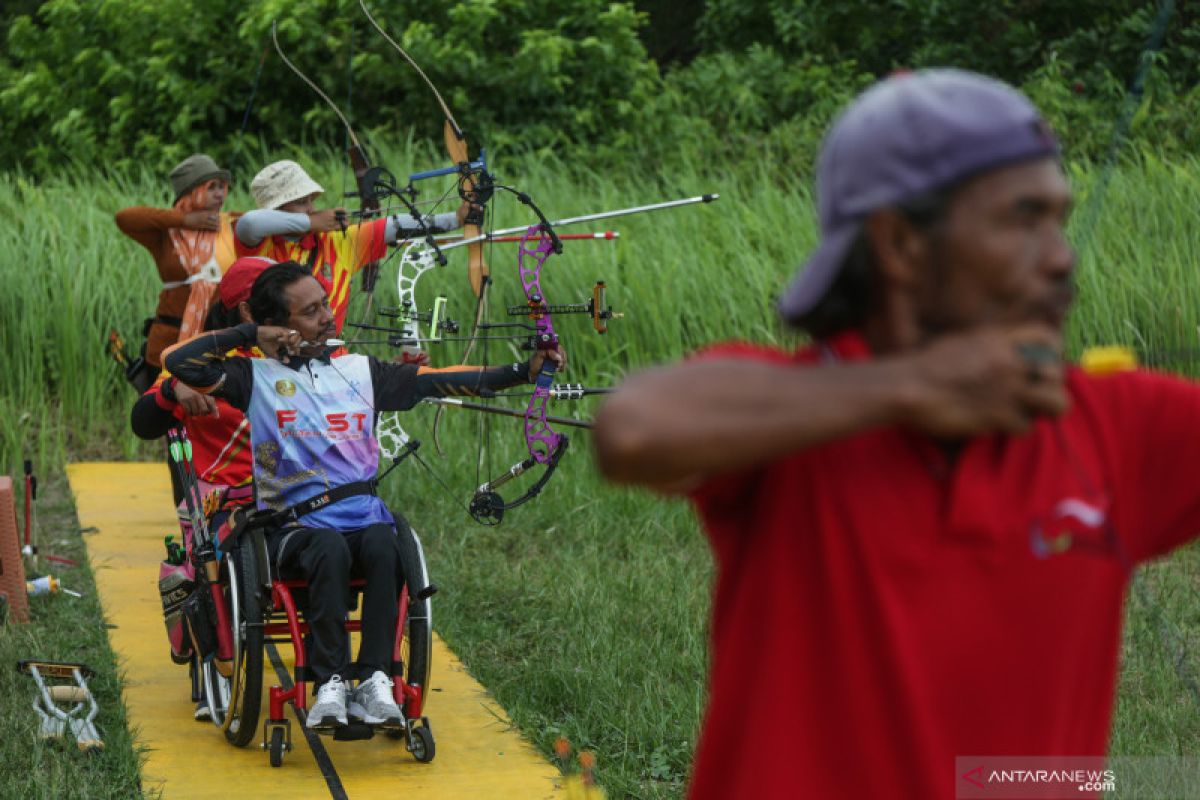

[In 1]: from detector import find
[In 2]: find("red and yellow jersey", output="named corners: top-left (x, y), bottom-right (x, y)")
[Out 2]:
top-left (236, 219), bottom-right (387, 333)
top-left (144, 348), bottom-right (259, 490)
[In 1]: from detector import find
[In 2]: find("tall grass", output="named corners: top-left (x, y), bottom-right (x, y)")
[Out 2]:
top-left (1066, 155), bottom-right (1200, 363)
top-left (4, 149), bottom-right (1200, 797)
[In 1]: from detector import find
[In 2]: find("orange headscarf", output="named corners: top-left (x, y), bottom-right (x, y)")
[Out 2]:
top-left (170, 181), bottom-right (232, 340)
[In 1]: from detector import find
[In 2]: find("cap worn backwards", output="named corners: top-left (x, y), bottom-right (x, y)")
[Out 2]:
top-left (779, 68), bottom-right (1060, 324)
top-left (220, 257), bottom-right (276, 309)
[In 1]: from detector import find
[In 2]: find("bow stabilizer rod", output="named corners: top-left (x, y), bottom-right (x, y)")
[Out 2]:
top-left (438, 194), bottom-right (719, 249)
top-left (421, 397), bottom-right (593, 430)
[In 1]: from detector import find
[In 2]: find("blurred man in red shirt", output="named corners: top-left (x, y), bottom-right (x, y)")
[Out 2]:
top-left (595, 70), bottom-right (1200, 799)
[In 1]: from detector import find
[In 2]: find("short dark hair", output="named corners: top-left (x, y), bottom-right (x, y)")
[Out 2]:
top-left (791, 189), bottom-right (954, 339)
top-left (248, 261), bottom-right (313, 325)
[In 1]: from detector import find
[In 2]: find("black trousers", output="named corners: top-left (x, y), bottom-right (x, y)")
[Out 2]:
top-left (268, 523), bottom-right (403, 689)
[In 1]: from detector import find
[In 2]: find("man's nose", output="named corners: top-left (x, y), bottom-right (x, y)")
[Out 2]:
top-left (1044, 226), bottom-right (1075, 278)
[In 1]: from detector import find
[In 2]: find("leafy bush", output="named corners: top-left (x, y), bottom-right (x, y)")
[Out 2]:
top-left (0, 0), bottom-right (658, 174)
top-left (1, 0), bottom-right (1197, 178)
top-left (690, 0), bottom-right (1196, 89)
top-left (603, 47), bottom-right (872, 179)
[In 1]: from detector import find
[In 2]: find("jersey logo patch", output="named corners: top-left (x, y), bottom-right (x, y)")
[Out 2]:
top-left (1029, 497), bottom-right (1112, 558)
top-left (275, 379), bottom-right (296, 396)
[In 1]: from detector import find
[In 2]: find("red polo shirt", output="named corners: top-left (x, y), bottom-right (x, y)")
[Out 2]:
top-left (686, 332), bottom-right (1200, 800)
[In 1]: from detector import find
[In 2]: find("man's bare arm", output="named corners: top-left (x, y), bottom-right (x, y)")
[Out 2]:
top-left (593, 326), bottom-right (1067, 490)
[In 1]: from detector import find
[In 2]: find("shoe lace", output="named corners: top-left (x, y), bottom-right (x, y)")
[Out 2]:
top-left (319, 675), bottom-right (345, 700)
top-left (367, 672), bottom-right (395, 702)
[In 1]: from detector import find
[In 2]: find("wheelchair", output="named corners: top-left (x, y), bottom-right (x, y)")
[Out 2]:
top-left (191, 508), bottom-right (437, 767)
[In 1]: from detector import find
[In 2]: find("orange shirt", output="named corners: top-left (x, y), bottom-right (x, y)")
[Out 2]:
top-left (116, 207), bottom-right (243, 365)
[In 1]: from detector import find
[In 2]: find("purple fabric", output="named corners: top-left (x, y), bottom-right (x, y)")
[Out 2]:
top-left (780, 69), bottom-right (1060, 323)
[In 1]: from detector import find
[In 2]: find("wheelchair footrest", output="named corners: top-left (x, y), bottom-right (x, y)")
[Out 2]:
top-left (332, 722), bottom-right (376, 741)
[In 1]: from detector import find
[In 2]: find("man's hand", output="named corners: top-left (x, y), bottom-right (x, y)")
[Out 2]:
top-left (308, 208), bottom-right (350, 234)
top-left (529, 346), bottom-right (567, 380)
top-left (257, 326), bottom-right (303, 362)
top-left (899, 324), bottom-right (1068, 438)
top-left (175, 381), bottom-right (219, 418)
top-left (181, 210), bottom-right (221, 231)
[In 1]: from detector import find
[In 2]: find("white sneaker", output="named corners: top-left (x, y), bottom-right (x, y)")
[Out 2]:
top-left (307, 675), bottom-right (348, 730)
top-left (349, 670), bottom-right (403, 728)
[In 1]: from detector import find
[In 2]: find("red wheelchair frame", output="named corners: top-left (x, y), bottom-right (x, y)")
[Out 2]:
top-left (194, 511), bottom-right (436, 767)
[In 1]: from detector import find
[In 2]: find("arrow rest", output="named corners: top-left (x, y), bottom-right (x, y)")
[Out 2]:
top-left (459, 167), bottom-right (494, 212)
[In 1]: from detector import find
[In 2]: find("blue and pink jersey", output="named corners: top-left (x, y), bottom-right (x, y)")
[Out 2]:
top-left (248, 355), bottom-right (392, 530)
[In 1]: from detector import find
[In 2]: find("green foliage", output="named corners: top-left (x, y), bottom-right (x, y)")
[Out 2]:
top-left (692, 0), bottom-right (1195, 88)
top-left (4, 1), bottom-right (1199, 180)
top-left (3, 0), bottom-right (254, 171)
top-left (613, 47), bottom-right (871, 178)
top-left (653, 0), bottom-right (1200, 168)
top-left (1, 0), bottom-right (657, 175)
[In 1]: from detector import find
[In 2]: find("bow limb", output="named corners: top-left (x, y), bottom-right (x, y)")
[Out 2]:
top-left (272, 21), bottom-right (364, 153)
top-left (466, 225), bottom-right (565, 524)
top-left (359, 0), bottom-right (463, 134)
top-left (357, 3), bottom-right (490, 301)
top-left (271, 21), bottom-right (383, 324)
top-left (443, 120), bottom-right (490, 297)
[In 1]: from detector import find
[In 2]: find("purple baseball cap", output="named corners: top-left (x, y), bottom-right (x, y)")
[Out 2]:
top-left (780, 68), bottom-right (1060, 323)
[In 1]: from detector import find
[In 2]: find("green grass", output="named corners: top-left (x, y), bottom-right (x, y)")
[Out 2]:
top-left (0, 471), bottom-right (149, 799)
top-left (5, 148), bottom-right (1200, 797)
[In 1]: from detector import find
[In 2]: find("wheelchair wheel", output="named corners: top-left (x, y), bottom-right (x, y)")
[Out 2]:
top-left (396, 524), bottom-right (433, 714)
top-left (207, 541), bottom-right (265, 747)
top-left (268, 727), bottom-right (286, 768)
top-left (200, 659), bottom-right (231, 731)
top-left (408, 723), bottom-right (435, 763)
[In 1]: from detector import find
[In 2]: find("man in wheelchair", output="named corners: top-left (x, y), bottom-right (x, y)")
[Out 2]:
top-left (164, 261), bottom-right (564, 730)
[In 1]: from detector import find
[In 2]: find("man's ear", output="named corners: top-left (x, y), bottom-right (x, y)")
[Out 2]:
top-left (864, 209), bottom-right (929, 289)
top-left (237, 301), bottom-right (254, 324)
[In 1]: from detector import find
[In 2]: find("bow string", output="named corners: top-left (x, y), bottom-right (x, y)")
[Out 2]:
top-left (277, 10), bottom-right (721, 524)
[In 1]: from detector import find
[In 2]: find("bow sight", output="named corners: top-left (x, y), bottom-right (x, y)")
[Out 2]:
top-left (377, 300), bottom-right (460, 338)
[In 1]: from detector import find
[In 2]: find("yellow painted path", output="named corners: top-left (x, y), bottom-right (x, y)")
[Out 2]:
top-left (68, 463), bottom-right (559, 799)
